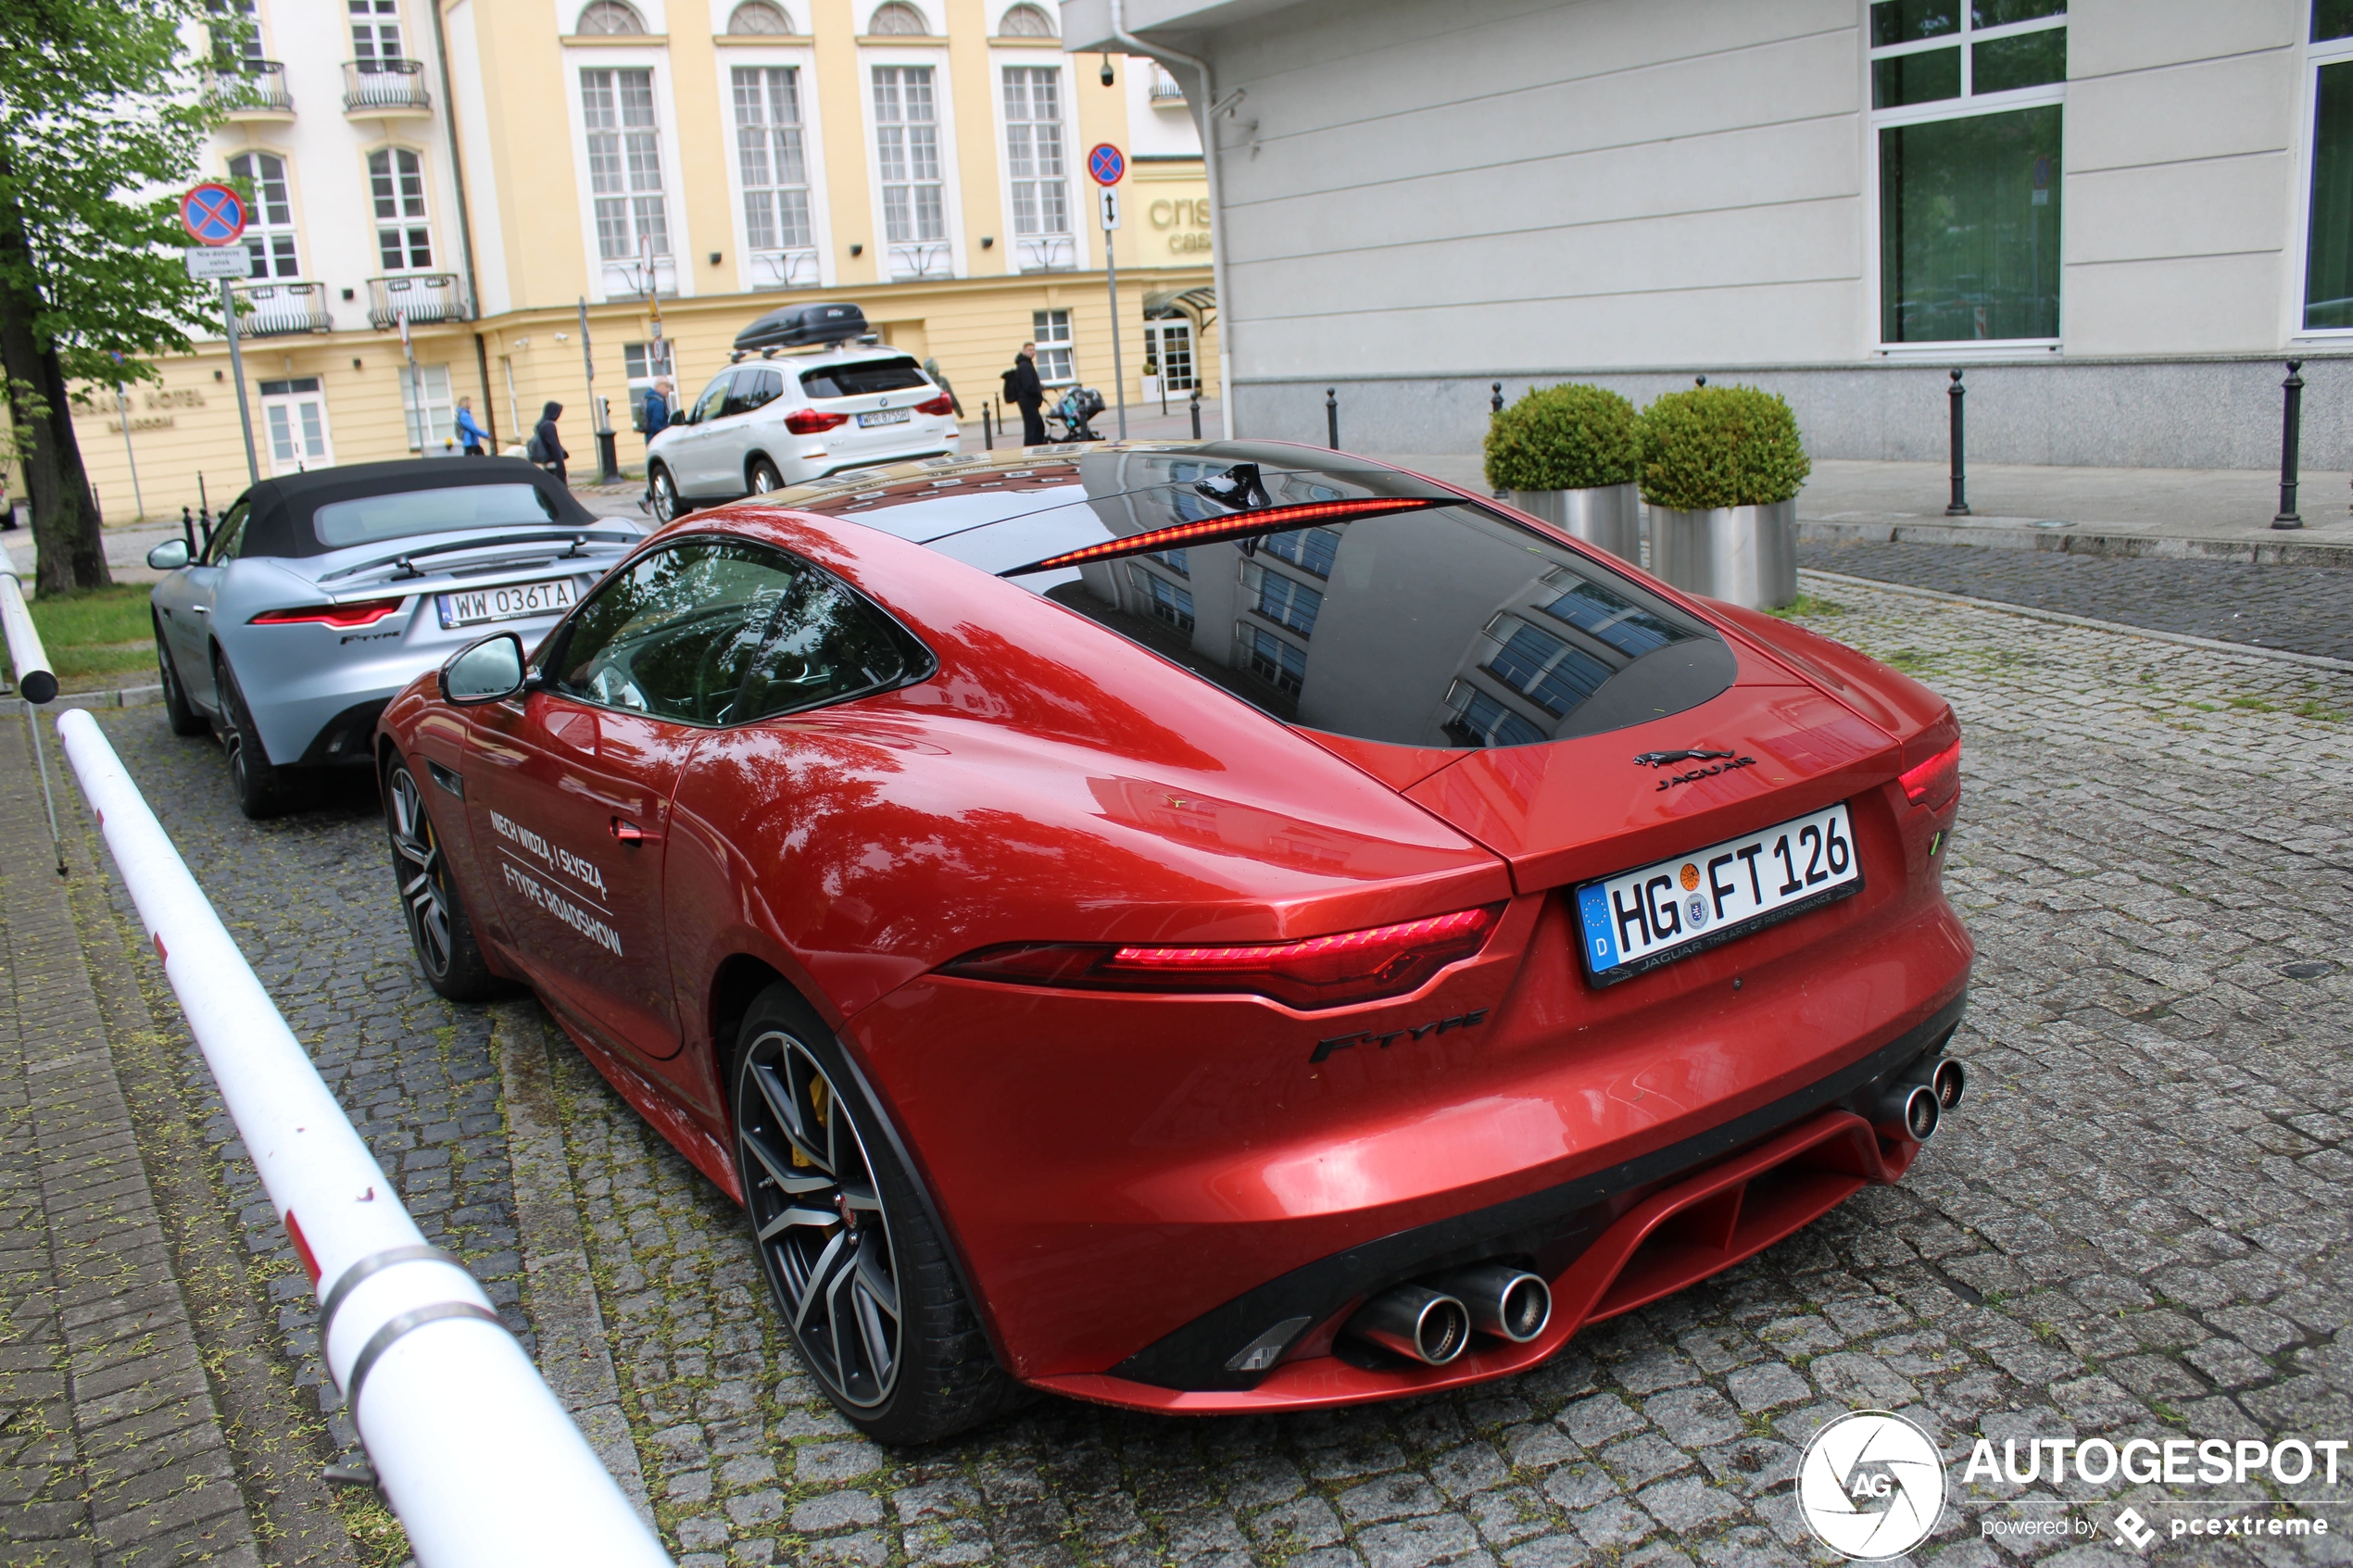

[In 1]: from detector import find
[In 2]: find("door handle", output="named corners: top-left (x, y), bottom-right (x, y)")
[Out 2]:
top-left (610, 817), bottom-right (661, 846)
top-left (191, 605), bottom-right (208, 614)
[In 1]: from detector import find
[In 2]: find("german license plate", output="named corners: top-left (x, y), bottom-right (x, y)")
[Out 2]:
top-left (436, 577), bottom-right (577, 630)
top-left (857, 408), bottom-right (912, 428)
top-left (1573, 801), bottom-right (1862, 985)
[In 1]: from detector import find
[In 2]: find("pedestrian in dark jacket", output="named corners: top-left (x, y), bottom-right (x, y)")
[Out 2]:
top-left (637, 378), bottom-right (672, 509)
top-left (531, 400), bottom-right (569, 486)
top-left (1004, 343), bottom-right (1047, 445)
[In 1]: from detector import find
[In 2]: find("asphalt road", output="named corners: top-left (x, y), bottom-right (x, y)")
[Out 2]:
top-left (1796, 542), bottom-right (2353, 663)
top-left (51, 574), bottom-right (2353, 1567)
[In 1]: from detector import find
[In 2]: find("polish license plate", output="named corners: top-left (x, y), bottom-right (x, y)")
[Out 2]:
top-left (857, 407), bottom-right (912, 428)
top-left (1573, 801), bottom-right (1862, 985)
top-left (436, 577), bottom-right (577, 630)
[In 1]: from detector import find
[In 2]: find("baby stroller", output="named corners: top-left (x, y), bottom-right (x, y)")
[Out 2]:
top-left (1048, 385), bottom-right (1106, 443)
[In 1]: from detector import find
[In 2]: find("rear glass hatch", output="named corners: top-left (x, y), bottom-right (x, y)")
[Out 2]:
top-left (919, 454), bottom-right (1740, 753)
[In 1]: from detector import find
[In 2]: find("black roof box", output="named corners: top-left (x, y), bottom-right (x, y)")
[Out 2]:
top-left (734, 301), bottom-right (869, 352)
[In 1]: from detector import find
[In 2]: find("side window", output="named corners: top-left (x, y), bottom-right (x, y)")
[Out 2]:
top-left (692, 372), bottom-right (732, 424)
top-left (203, 501), bottom-right (250, 565)
top-left (720, 368), bottom-right (762, 418)
top-left (547, 539), bottom-right (925, 724)
top-left (750, 368), bottom-right (785, 408)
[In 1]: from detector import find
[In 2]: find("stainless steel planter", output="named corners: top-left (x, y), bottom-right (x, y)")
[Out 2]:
top-left (1647, 498), bottom-right (1798, 609)
top-left (1505, 483), bottom-right (1641, 563)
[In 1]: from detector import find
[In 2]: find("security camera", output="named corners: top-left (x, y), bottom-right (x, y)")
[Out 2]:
top-left (1100, 54), bottom-right (1114, 87)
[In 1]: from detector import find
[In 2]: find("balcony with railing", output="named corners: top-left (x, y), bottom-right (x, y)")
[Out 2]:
top-left (367, 272), bottom-right (470, 329)
top-left (1013, 235), bottom-right (1076, 273)
top-left (887, 241), bottom-right (952, 281)
top-left (1149, 63), bottom-right (1186, 103)
top-left (231, 280), bottom-right (331, 337)
top-left (212, 59), bottom-right (294, 119)
top-left (749, 247), bottom-right (820, 290)
top-left (342, 57), bottom-right (431, 116)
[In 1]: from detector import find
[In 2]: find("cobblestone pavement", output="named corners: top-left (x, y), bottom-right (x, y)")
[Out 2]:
top-left (22, 568), bottom-right (2353, 1567)
top-left (1795, 541), bottom-right (2353, 663)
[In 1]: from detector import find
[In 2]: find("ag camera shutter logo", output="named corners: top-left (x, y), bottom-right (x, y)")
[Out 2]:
top-left (1796, 1411), bottom-right (1947, 1560)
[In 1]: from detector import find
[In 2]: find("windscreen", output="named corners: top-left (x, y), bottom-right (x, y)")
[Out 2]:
top-left (312, 483), bottom-right (561, 546)
top-left (801, 357), bottom-right (929, 399)
top-left (952, 459), bottom-right (1734, 750)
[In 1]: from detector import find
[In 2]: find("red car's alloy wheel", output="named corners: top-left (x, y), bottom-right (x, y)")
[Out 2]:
top-left (386, 766), bottom-right (455, 978)
top-left (736, 1028), bottom-right (902, 1409)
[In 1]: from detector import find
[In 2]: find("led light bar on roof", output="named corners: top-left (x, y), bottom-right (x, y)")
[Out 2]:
top-left (1000, 496), bottom-right (1447, 578)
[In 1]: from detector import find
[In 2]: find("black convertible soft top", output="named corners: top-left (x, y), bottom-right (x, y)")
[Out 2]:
top-left (235, 458), bottom-right (598, 559)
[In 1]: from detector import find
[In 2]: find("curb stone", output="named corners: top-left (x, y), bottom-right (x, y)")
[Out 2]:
top-left (1797, 516), bottom-right (2353, 569)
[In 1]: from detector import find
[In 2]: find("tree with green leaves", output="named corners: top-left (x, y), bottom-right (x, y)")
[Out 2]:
top-left (0, 0), bottom-right (221, 595)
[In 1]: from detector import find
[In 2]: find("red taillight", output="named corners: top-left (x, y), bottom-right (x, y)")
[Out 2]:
top-left (939, 904), bottom-right (1505, 1010)
top-left (248, 596), bottom-right (407, 628)
top-left (1898, 740), bottom-right (1960, 810)
top-left (785, 408), bottom-right (849, 434)
top-left (913, 393), bottom-right (955, 417)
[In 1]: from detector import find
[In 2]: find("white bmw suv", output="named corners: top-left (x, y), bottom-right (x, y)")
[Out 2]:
top-left (646, 342), bottom-right (961, 522)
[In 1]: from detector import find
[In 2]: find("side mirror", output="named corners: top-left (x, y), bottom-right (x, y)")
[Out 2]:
top-left (439, 631), bottom-right (527, 705)
top-left (146, 538), bottom-right (191, 571)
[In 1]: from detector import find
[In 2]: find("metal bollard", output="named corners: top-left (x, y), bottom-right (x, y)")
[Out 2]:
top-left (1189, 388), bottom-right (1202, 440)
top-left (983, 403), bottom-right (993, 450)
top-left (1695, 375), bottom-right (1706, 387)
top-left (182, 505), bottom-right (196, 554)
top-left (1326, 387), bottom-right (1339, 450)
top-left (2274, 360), bottom-right (2305, 530)
top-left (1491, 382), bottom-right (1504, 415)
top-left (1945, 369), bottom-right (1970, 518)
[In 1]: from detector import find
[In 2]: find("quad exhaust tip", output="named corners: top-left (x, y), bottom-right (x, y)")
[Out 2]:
top-left (1875, 1081), bottom-right (1941, 1143)
top-left (1435, 1264), bottom-right (1553, 1344)
top-left (1343, 1284), bottom-right (1470, 1365)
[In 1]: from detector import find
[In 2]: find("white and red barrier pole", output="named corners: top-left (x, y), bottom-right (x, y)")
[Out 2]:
top-left (0, 558), bottom-right (65, 873)
top-left (57, 709), bottom-right (673, 1568)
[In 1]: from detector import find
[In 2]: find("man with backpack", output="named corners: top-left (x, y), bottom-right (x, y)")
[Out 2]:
top-left (529, 401), bottom-right (569, 486)
top-left (1002, 343), bottom-right (1047, 446)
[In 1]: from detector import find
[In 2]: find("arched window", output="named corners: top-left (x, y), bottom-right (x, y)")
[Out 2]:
top-left (575, 0), bottom-right (646, 34)
top-left (867, 2), bottom-right (928, 35)
top-left (226, 150), bottom-right (299, 277)
top-left (998, 4), bottom-right (1054, 36)
top-left (727, 0), bottom-right (793, 32)
top-left (368, 148), bottom-right (432, 270)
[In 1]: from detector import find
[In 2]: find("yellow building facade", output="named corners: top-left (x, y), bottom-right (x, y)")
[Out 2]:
top-left (69, 0), bottom-right (1213, 522)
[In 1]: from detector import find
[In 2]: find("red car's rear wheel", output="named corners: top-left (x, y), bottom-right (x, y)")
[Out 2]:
top-left (730, 984), bottom-right (1021, 1443)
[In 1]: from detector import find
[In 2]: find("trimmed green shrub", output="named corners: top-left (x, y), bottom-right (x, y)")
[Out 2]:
top-left (1637, 385), bottom-right (1811, 510)
top-left (1483, 383), bottom-right (1642, 492)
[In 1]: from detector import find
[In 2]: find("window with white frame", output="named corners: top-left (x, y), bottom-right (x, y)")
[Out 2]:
top-left (401, 362), bottom-right (454, 452)
top-left (728, 1), bottom-right (793, 32)
top-left (2306, 4), bottom-right (2353, 329)
top-left (1002, 66), bottom-right (1069, 269)
top-left (873, 65), bottom-right (945, 249)
top-left (576, 0), bottom-right (646, 32)
top-left (228, 151), bottom-right (300, 278)
top-left (208, 0), bottom-right (262, 64)
top-left (1869, 0), bottom-right (2064, 345)
top-left (582, 67), bottom-right (670, 261)
top-left (348, 0), bottom-right (402, 61)
top-left (999, 4), bottom-right (1054, 37)
top-left (1032, 307), bottom-right (1072, 383)
top-left (369, 148), bottom-right (432, 270)
top-left (869, 2), bottom-right (927, 34)
top-left (733, 67), bottom-right (812, 263)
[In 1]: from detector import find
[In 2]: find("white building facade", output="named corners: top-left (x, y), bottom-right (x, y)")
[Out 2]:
top-left (1069, 0), bottom-right (2353, 467)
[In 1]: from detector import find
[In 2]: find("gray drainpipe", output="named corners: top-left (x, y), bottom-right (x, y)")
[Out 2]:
top-left (1107, 0), bottom-right (1235, 440)
top-left (427, 0), bottom-right (491, 435)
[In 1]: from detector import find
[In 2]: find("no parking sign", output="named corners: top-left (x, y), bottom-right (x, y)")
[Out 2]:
top-left (181, 183), bottom-right (247, 245)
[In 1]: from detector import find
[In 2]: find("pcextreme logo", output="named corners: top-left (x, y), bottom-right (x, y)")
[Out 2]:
top-left (1795, 1410), bottom-right (1946, 1560)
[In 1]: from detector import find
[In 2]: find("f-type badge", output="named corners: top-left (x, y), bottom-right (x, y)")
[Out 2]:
top-left (1634, 747), bottom-right (1758, 791)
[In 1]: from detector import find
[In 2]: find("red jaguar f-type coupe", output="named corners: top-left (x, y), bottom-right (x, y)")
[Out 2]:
top-left (376, 443), bottom-right (1971, 1443)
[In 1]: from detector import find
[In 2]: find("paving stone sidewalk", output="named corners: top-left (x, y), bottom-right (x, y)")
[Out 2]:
top-left (1796, 542), bottom-right (2353, 664)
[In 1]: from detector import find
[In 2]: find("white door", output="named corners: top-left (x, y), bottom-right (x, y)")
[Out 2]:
top-left (1143, 320), bottom-right (1195, 393)
top-left (258, 377), bottom-right (334, 474)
